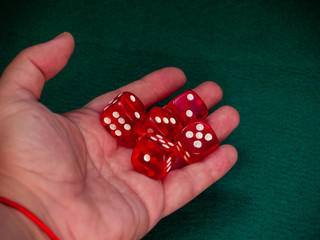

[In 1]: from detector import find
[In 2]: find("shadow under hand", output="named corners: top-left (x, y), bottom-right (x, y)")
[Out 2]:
top-left (143, 182), bottom-right (251, 240)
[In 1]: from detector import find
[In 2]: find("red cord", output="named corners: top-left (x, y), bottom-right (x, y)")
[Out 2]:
top-left (0, 196), bottom-right (59, 240)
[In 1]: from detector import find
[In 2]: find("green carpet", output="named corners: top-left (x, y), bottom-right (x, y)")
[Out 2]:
top-left (1, 0), bottom-right (319, 239)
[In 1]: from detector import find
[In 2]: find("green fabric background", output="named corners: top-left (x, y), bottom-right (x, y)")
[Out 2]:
top-left (1, 0), bottom-right (319, 239)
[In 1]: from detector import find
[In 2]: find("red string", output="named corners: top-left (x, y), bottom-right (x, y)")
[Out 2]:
top-left (0, 196), bottom-right (59, 240)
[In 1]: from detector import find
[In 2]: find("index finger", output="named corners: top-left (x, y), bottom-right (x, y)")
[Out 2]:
top-left (84, 67), bottom-right (186, 112)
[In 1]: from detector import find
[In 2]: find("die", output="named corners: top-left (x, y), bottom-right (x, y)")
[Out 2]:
top-left (134, 107), bottom-right (182, 142)
top-left (164, 90), bottom-right (208, 124)
top-left (175, 121), bottom-right (219, 164)
top-left (100, 92), bottom-right (146, 146)
top-left (131, 133), bottom-right (178, 179)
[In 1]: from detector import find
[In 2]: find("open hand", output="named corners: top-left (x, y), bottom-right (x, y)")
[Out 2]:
top-left (0, 33), bottom-right (239, 240)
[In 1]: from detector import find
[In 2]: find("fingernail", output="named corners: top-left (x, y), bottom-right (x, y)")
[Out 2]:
top-left (54, 32), bottom-right (67, 40)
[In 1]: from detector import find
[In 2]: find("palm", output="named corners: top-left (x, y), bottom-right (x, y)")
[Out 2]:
top-left (0, 33), bottom-right (239, 240)
top-left (4, 98), bottom-right (160, 239)
top-left (57, 106), bottom-right (166, 239)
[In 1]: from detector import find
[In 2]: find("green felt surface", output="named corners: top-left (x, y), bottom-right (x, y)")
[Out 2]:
top-left (1, 0), bottom-right (319, 239)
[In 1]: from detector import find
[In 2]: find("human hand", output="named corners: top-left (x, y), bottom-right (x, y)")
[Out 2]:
top-left (0, 33), bottom-right (239, 240)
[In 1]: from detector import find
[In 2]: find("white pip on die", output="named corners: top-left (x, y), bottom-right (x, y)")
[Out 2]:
top-left (175, 121), bottom-right (219, 164)
top-left (100, 92), bottom-right (146, 146)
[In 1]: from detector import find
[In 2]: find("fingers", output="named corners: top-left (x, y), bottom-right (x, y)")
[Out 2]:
top-left (207, 105), bottom-right (240, 142)
top-left (0, 32), bottom-right (74, 100)
top-left (84, 71), bottom-right (224, 114)
top-left (193, 81), bottom-right (223, 110)
top-left (162, 104), bottom-right (240, 216)
top-left (163, 144), bottom-right (238, 217)
top-left (84, 67), bottom-right (187, 112)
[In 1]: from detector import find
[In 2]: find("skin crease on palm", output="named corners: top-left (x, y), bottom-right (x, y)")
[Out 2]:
top-left (0, 32), bottom-right (240, 240)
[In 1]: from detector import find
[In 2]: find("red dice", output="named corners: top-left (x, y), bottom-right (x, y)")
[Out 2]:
top-left (134, 107), bottom-right (183, 142)
top-left (164, 90), bottom-right (208, 124)
top-left (100, 92), bottom-right (146, 146)
top-left (100, 90), bottom-right (220, 179)
top-left (175, 121), bottom-right (219, 164)
top-left (131, 134), bottom-right (178, 179)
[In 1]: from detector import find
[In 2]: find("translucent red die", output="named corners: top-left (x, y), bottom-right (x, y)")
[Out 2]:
top-left (131, 133), bottom-right (177, 179)
top-left (175, 121), bottom-right (219, 164)
top-left (100, 92), bottom-right (146, 146)
top-left (134, 107), bottom-right (183, 142)
top-left (164, 90), bottom-right (208, 124)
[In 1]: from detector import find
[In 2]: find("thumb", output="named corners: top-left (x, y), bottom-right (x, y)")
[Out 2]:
top-left (0, 32), bottom-right (74, 100)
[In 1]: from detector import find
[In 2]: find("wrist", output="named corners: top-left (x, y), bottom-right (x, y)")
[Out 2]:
top-left (0, 202), bottom-right (49, 240)
top-left (0, 175), bottom-right (58, 239)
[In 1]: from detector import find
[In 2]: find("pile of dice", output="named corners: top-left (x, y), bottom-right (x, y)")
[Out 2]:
top-left (100, 90), bottom-right (219, 179)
